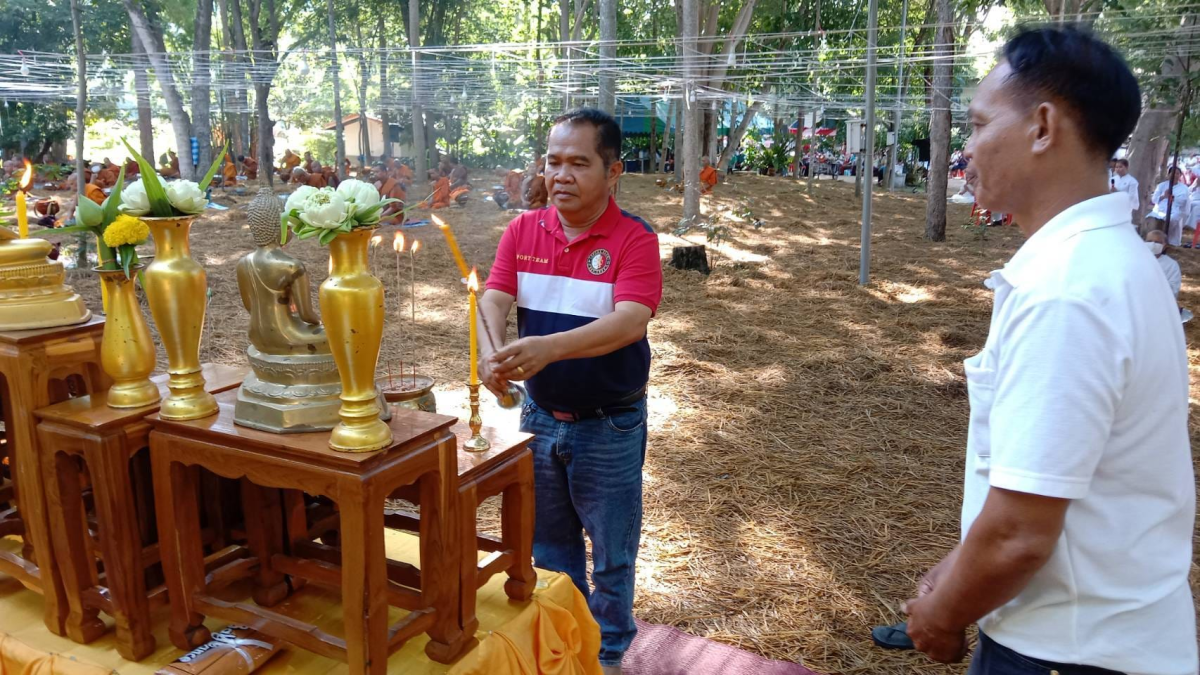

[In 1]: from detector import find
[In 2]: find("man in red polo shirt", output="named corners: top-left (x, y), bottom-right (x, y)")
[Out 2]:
top-left (479, 108), bottom-right (662, 675)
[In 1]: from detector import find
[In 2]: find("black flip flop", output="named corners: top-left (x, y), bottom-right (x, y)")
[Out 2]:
top-left (871, 621), bottom-right (915, 650)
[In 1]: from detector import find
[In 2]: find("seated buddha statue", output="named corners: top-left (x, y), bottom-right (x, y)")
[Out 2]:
top-left (0, 227), bottom-right (90, 330)
top-left (233, 188), bottom-right (387, 432)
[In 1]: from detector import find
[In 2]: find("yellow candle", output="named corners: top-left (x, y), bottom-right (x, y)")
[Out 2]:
top-left (16, 191), bottom-right (27, 239)
top-left (468, 268), bottom-right (479, 385)
top-left (16, 161), bottom-right (31, 239)
top-left (432, 214), bottom-right (471, 280)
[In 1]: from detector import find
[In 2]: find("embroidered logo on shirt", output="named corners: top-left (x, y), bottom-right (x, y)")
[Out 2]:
top-left (587, 249), bottom-right (612, 275)
top-left (517, 253), bottom-right (549, 264)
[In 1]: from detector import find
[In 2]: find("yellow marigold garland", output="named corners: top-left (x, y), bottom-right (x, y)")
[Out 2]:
top-left (103, 214), bottom-right (150, 249)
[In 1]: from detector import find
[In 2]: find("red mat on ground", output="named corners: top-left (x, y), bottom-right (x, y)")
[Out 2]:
top-left (622, 619), bottom-right (823, 675)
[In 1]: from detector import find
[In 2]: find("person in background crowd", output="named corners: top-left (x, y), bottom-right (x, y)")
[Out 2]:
top-left (1145, 230), bottom-right (1181, 299)
top-left (699, 156), bottom-right (719, 194)
top-left (1147, 167), bottom-right (1189, 246)
top-left (1110, 158), bottom-right (1138, 221)
top-left (902, 26), bottom-right (1195, 675)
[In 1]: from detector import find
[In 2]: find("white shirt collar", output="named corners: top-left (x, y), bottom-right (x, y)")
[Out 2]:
top-left (988, 193), bottom-right (1131, 290)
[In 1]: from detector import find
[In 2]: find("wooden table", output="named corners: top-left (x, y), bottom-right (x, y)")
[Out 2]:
top-left (0, 316), bottom-right (109, 636)
top-left (149, 389), bottom-right (471, 674)
top-left (34, 363), bottom-right (247, 661)
top-left (384, 424), bottom-right (535, 640)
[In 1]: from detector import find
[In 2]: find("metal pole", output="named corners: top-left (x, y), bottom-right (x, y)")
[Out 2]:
top-left (858, 0), bottom-right (878, 286)
top-left (887, 0), bottom-right (908, 191)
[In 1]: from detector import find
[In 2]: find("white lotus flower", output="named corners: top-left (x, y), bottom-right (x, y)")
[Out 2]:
top-left (285, 185), bottom-right (318, 214)
top-left (298, 188), bottom-right (351, 230)
top-left (166, 181), bottom-right (207, 215)
top-left (118, 180), bottom-right (151, 216)
top-left (335, 179), bottom-right (381, 215)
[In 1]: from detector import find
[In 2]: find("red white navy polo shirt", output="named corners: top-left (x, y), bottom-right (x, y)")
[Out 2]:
top-left (486, 197), bottom-right (662, 411)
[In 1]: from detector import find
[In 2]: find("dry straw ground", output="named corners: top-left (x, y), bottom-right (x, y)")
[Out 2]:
top-left (49, 172), bottom-right (1200, 674)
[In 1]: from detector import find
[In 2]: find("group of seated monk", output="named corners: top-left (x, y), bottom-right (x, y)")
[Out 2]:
top-left (493, 155), bottom-right (548, 211)
top-left (367, 158), bottom-right (415, 221)
top-left (158, 150), bottom-right (181, 178)
top-left (418, 157), bottom-right (472, 210)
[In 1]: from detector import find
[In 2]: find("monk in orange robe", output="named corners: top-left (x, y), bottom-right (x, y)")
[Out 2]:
top-left (240, 155), bottom-right (258, 179)
top-left (423, 175), bottom-right (451, 209)
top-left (522, 171), bottom-right (547, 210)
top-left (160, 151), bottom-right (181, 178)
top-left (84, 182), bottom-right (106, 205)
top-left (291, 168), bottom-right (327, 188)
top-left (222, 156), bottom-right (238, 186)
top-left (93, 158), bottom-right (120, 189)
top-left (124, 158), bottom-right (140, 177)
top-left (700, 156), bottom-right (719, 194)
top-left (397, 163), bottom-right (414, 182)
top-left (278, 150), bottom-right (301, 178)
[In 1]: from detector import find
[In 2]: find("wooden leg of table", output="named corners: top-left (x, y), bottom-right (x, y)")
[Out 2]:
top-left (281, 490), bottom-right (308, 592)
top-left (201, 472), bottom-right (228, 550)
top-left (91, 437), bottom-right (156, 661)
top-left (43, 446), bottom-right (105, 644)
top-left (339, 481), bottom-right (389, 675)
top-left (458, 483), bottom-right (481, 637)
top-left (151, 445), bottom-right (211, 651)
top-left (8, 367), bottom-right (67, 635)
top-left (424, 435), bottom-right (471, 663)
top-left (503, 452), bottom-right (536, 602)
top-left (240, 481), bottom-right (288, 607)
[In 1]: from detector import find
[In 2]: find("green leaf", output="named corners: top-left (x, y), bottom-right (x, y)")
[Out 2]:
top-left (31, 224), bottom-right (95, 237)
top-left (120, 246), bottom-right (134, 279)
top-left (198, 141), bottom-right (230, 192)
top-left (101, 165), bottom-right (127, 226)
top-left (121, 138), bottom-right (172, 217)
top-left (354, 203), bottom-right (386, 224)
top-left (318, 228), bottom-right (340, 245)
top-left (280, 213), bottom-right (290, 245)
top-left (75, 198), bottom-right (104, 229)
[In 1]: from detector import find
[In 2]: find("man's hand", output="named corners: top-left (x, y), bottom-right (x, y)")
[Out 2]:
top-left (902, 594), bottom-right (968, 663)
top-left (916, 546), bottom-right (961, 599)
top-left (479, 352), bottom-right (509, 398)
top-left (491, 335), bottom-right (559, 381)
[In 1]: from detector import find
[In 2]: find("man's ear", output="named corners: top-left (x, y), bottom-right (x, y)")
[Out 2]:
top-left (1030, 101), bottom-right (1058, 156)
top-left (607, 159), bottom-right (624, 187)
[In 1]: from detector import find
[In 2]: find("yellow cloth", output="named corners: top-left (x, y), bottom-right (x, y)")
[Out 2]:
top-left (450, 573), bottom-right (601, 675)
top-left (0, 532), bottom-right (599, 675)
top-left (0, 634), bottom-right (112, 675)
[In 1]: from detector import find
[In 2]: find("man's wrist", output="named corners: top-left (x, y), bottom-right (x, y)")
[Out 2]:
top-left (541, 334), bottom-right (566, 363)
top-left (920, 586), bottom-right (971, 635)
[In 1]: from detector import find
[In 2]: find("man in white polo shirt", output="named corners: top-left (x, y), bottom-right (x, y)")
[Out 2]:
top-left (902, 26), bottom-right (1196, 675)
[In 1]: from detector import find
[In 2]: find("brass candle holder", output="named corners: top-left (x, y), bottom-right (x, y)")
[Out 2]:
top-left (464, 383), bottom-right (490, 452)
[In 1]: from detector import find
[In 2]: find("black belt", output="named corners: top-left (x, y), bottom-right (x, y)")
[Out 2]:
top-left (545, 387), bottom-right (646, 422)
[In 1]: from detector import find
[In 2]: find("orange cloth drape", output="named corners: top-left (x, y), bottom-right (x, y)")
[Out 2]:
top-left (450, 573), bottom-right (602, 675)
top-left (0, 634), bottom-right (112, 675)
top-left (700, 166), bottom-right (718, 193)
top-left (83, 184), bottom-right (106, 206)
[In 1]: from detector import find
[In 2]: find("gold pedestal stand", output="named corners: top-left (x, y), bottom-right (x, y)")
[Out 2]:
top-left (463, 384), bottom-right (490, 452)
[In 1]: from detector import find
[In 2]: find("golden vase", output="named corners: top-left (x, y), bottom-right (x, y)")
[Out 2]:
top-left (97, 267), bottom-right (159, 409)
top-left (321, 228), bottom-right (392, 452)
top-left (143, 215), bottom-right (217, 420)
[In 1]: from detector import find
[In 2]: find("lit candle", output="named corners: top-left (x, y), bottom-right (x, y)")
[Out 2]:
top-left (468, 268), bottom-right (479, 385)
top-left (432, 214), bottom-right (470, 281)
top-left (16, 160), bottom-right (32, 239)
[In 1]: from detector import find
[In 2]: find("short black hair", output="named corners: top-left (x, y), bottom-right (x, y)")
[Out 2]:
top-left (551, 107), bottom-right (622, 168)
top-left (1116, 158), bottom-right (1129, 167)
top-left (1001, 26), bottom-right (1140, 159)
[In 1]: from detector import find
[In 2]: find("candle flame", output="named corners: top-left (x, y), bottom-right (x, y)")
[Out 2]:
top-left (467, 267), bottom-right (479, 292)
top-left (370, 234), bottom-right (382, 247)
top-left (393, 231), bottom-right (405, 252)
top-left (18, 160), bottom-right (32, 191)
top-left (432, 214), bottom-right (447, 230)
top-left (411, 239), bottom-right (421, 255)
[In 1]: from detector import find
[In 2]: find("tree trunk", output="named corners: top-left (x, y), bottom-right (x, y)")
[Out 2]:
top-left (660, 99), bottom-right (673, 175)
top-left (227, 0), bottom-right (251, 161)
top-left (122, 0), bottom-right (194, 179)
top-left (717, 100), bottom-right (759, 171)
top-left (379, 12), bottom-right (391, 161)
top-left (409, 0), bottom-right (427, 179)
top-left (673, 99), bottom-right (683, 182)
top-left (192, 0), bottom-right (214, 173)
top-left (648, 106), bottom-right (657, 174)
top-left (247, 0), bottom-right (279, 187)
top-left (327, 0), bottom-right (345, 179)
top-left (354, 21), bottom-right (371, 167)
top-left (1126, 54), bottom-right (1189, 224)
top-left (70, 0), bottom-right (86, 196)
top-left (682, 0), bottom-right (701, 223)
top-left (793, 107), bottom-right (804, 181)
top-left (598, 0), bottom-right (617, 113)
top-left (130, 30), bottom-right (155, 162)
top-left (923, 0), bottom-right (952, 242)
top-left (561, 0), bottom-right (571, 109)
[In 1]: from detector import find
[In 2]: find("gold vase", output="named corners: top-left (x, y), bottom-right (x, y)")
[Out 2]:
top-left (321, 228), bottom-right (392, 452)
top-left (97, 267), bottom-right (159, 409)
top-left (143, 215), bottom-right (217, 420)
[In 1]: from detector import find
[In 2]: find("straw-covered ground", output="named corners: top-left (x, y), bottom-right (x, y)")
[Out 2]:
top-left (46, 172), bottom-right (1200, 674)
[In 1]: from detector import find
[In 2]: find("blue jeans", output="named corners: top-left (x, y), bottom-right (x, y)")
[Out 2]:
top-left (968, 633), bottom-right (1126, 675)
top-left (520, 399), bottom-right (647, 667)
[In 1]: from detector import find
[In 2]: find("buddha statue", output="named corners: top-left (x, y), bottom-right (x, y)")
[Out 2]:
top-left (234, 188), bottom-right (393, 432)
top-left (0, 227), bottom-right (90, 330)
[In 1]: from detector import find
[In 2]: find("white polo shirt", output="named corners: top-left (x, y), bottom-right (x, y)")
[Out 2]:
top-left (1112, 173), bottom-right (1138, 212)
top-left (962, 192), bottom-right (1196, 675)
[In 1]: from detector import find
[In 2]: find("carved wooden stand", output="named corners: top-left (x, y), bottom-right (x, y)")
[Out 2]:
top-left (0, 316), bottom-right (108, 636)
top-left (149, 390), bottom-right (471, 674)
top-left (34, 364), bottom-right (247, 660)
